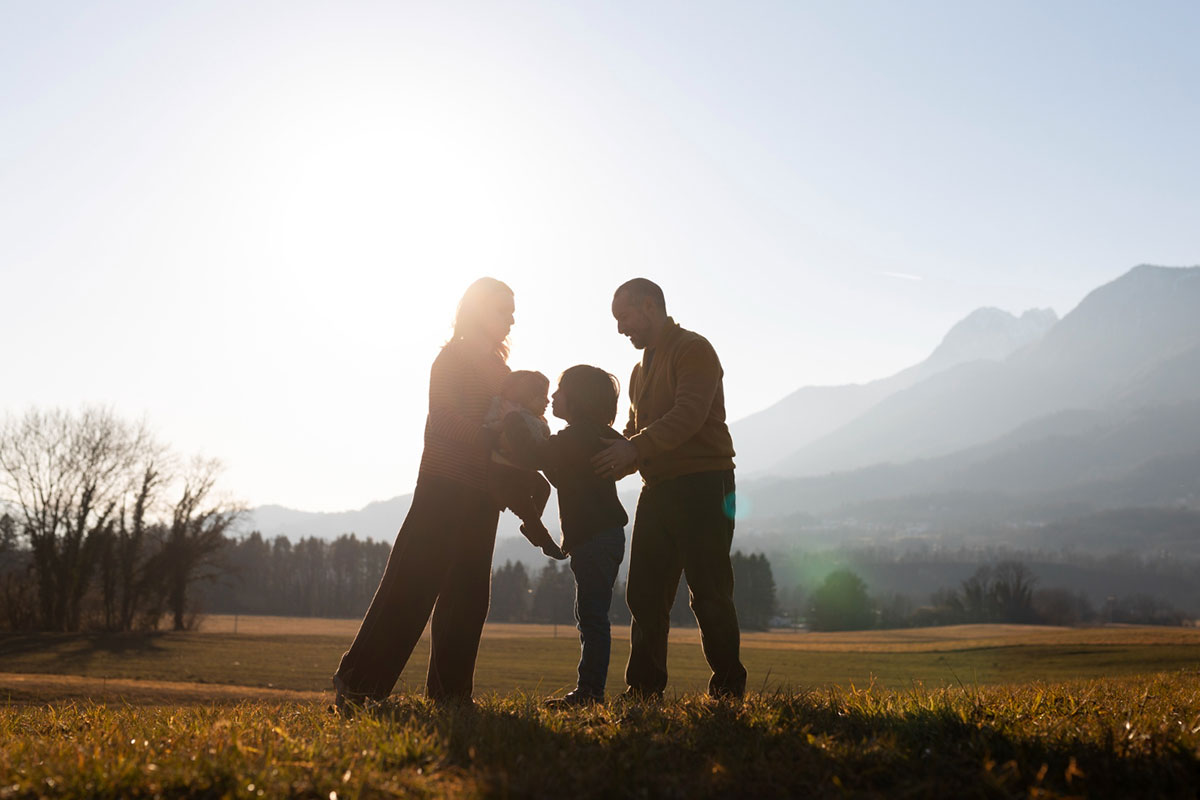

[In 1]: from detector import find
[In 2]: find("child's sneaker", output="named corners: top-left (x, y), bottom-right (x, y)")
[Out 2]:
top-left (520, 522), bottom-right (566, 560)
top-left (544, 689), bottom-right (602, 708)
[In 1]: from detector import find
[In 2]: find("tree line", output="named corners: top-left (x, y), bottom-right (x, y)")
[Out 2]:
top-left (11, 409), bottom-right (1187, 635)
top-left (195, 532), bottom-right (392, 618)
top-left (0, 408), bottom-right (237, 631)
top-left (487, 551), bottom-right (778, 631)
top-left (801, 561), bottom-right (1191, 632)
top-left (0, 408), bottom-right (781, 631)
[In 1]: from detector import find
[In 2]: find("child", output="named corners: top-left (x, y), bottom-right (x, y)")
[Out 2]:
top-left (503, 365), bottom-right (629, 706)
top-left (486, 370), bottom-right (566, 560)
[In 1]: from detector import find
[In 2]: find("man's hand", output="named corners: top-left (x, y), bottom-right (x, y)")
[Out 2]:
top-left (592, 438), bottom-right (639, 479)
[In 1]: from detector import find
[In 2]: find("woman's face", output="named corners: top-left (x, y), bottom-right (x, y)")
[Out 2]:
top-left (480, 292), bottom-right (515, 345)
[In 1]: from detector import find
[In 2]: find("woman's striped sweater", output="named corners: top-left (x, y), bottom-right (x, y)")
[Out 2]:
top-left (417, 340), bottom-right (511, 492)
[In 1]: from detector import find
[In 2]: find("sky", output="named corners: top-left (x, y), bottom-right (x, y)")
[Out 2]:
top-left (3, 1), bottom-right (1198, 512)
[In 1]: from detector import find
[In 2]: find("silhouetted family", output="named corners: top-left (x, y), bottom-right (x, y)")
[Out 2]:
top-left (332, 277), bottom-right (745, 711)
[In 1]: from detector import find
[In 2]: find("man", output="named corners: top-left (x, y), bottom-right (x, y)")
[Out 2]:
top-left (592, 278), bottom-right (747, 699)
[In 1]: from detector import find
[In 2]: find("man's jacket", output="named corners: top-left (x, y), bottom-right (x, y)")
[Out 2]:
top-left (625, 317), bottom-right (736, 486)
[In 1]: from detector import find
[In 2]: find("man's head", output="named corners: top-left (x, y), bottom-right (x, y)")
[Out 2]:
top-left (611, 278), bottom-right (668, 350)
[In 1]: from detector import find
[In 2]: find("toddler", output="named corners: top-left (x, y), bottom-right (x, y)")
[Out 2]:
top-left (486, 370), bottom-right (566, 560)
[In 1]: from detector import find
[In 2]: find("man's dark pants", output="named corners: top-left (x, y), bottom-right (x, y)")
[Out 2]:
top-left (625, 469), bottom-right (747, 697)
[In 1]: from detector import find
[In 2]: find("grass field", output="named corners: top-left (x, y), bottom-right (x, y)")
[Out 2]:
top-left (4, 617), bottom-right (1200, 697)
top-left (3, 675), bottom-right (1199, 798)
top-left (2, 618), bottom-right (1199, 797)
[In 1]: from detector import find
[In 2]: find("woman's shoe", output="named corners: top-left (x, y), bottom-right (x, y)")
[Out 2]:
top-left (332, 673), bottom-right (371, 718)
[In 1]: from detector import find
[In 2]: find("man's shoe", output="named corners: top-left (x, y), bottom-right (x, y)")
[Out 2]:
top-left (430, 693), bottom-right (477, 711)
top-left (544, 689), bottom-right (602, 708)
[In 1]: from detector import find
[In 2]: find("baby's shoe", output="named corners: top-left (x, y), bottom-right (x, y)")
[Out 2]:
top-left (520, 522), bottom-right (566, 560)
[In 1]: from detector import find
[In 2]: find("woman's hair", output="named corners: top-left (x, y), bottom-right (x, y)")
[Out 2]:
top-left (450, 277), bottom-right (514, 360)
top-left (557, 365), bottom-right (620, 426)
top-left (502, 370), bottom-right (550, 403)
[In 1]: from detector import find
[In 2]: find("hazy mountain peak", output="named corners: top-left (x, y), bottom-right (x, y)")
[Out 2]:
top-left (927, 306), bottom-right (1058, 367)
top-left (1021, 308), bottom-right (1059, 326)
top-left (1076, 264), bottom-right (1200, 307)
top-left (773, 263), bottom-right (1200, 480)
top-left (1024, 265), bottom-right (1200, 375)
top-left (730, 305), bottom-right (1058, 474)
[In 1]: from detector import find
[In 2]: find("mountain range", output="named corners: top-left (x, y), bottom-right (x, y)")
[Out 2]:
top-left (244, 264), bottom-right (1200, 555)
top-left (729, 306), bottom-right (1058, 474)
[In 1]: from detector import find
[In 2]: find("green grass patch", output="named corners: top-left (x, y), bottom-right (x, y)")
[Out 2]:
top-left (3, 675), bottom-right (1199, 798)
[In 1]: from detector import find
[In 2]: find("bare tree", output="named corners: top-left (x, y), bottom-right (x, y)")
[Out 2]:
top-left (0, 513), bottom-right (16, 554)
top-left (991, 560), bottom-right (1037, 623)
top-left (1, 407), bottom-right (242, 632)
top-left (0, 407), bottom-right (157, 630)
top-left (97, 465), bottom-right (169, 631)
top-left (959, 565), bottom-right (995, 622)
top-left (158, 458), bottom-right (242, 631)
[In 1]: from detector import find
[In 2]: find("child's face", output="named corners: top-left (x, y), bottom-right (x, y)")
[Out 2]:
top-left (519, 385), bottom-right (550, 416)
top-left (550, 386), bottom-right (568, 422)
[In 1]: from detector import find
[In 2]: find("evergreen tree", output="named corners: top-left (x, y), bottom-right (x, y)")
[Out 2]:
top-left (808, 569), bottom-right (874, 631)
top-left (489, 560), bottom-right (532, 622)
top-left (732, 551), bottom-right (777, 630)
top-left (531, 559), bottom-right (575, 624)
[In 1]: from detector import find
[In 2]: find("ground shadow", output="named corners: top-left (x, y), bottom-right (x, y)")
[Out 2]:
top-left (0, 631), bottom-right (169, 664)
top-left (351, 693), bottom-right (1200, 799)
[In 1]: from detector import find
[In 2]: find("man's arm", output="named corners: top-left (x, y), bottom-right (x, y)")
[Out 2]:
top-left (621, 405), bottom-right (637, 440)
top-left (593, 363), bottom-right (644, 478)
top-left (622, 363), bottom-right (640, 438)
top-left (591, 437), bottom-right (639, 479)
top-left (626, 339), bottom-right (721, 462)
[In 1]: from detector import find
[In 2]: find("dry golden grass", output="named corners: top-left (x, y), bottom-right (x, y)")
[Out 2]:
top-left (0, 672), bottom-right (322, 706)
top-left (197, 614), bottom-right (1200, 651)
top-left (4, 673), bottom-right (1199, 798)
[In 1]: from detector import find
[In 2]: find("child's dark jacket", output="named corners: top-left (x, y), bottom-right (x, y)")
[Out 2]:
top-left (502, 415), bottom-right (628, 554)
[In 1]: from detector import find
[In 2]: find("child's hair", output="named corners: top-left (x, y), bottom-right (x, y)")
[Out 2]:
top-left (502, 370), bottom-right (550, 403)
top-left (557, 365), bottom-right (620, 425)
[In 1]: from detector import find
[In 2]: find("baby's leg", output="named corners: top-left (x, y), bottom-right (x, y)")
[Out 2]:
top-left (495, 466), bottom-right (564, 559)
top-left (531, 472), bottom-right (551, 516)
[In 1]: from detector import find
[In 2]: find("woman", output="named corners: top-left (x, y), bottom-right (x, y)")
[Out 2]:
top-left (333, 277), bottom-right (514, 709)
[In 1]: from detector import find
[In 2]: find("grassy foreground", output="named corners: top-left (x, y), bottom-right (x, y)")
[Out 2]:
top-left (3, 673), bottom-right (1200, 799)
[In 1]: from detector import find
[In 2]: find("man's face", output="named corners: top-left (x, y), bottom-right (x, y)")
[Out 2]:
top-left (612, 292), bottom-right (653, 350)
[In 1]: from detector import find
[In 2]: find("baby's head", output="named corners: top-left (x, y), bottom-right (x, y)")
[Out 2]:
top-left (502, 370), bottom-right (551, 416)
top-left (552, 365), bottom-right (619, 425)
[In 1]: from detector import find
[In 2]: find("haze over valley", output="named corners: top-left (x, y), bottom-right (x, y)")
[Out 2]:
top-left (247, 264), bottom-right (1200, 562)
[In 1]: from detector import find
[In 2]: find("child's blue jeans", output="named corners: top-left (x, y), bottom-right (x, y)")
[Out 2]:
top-left (568, 526), bottom-right (626, 695)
